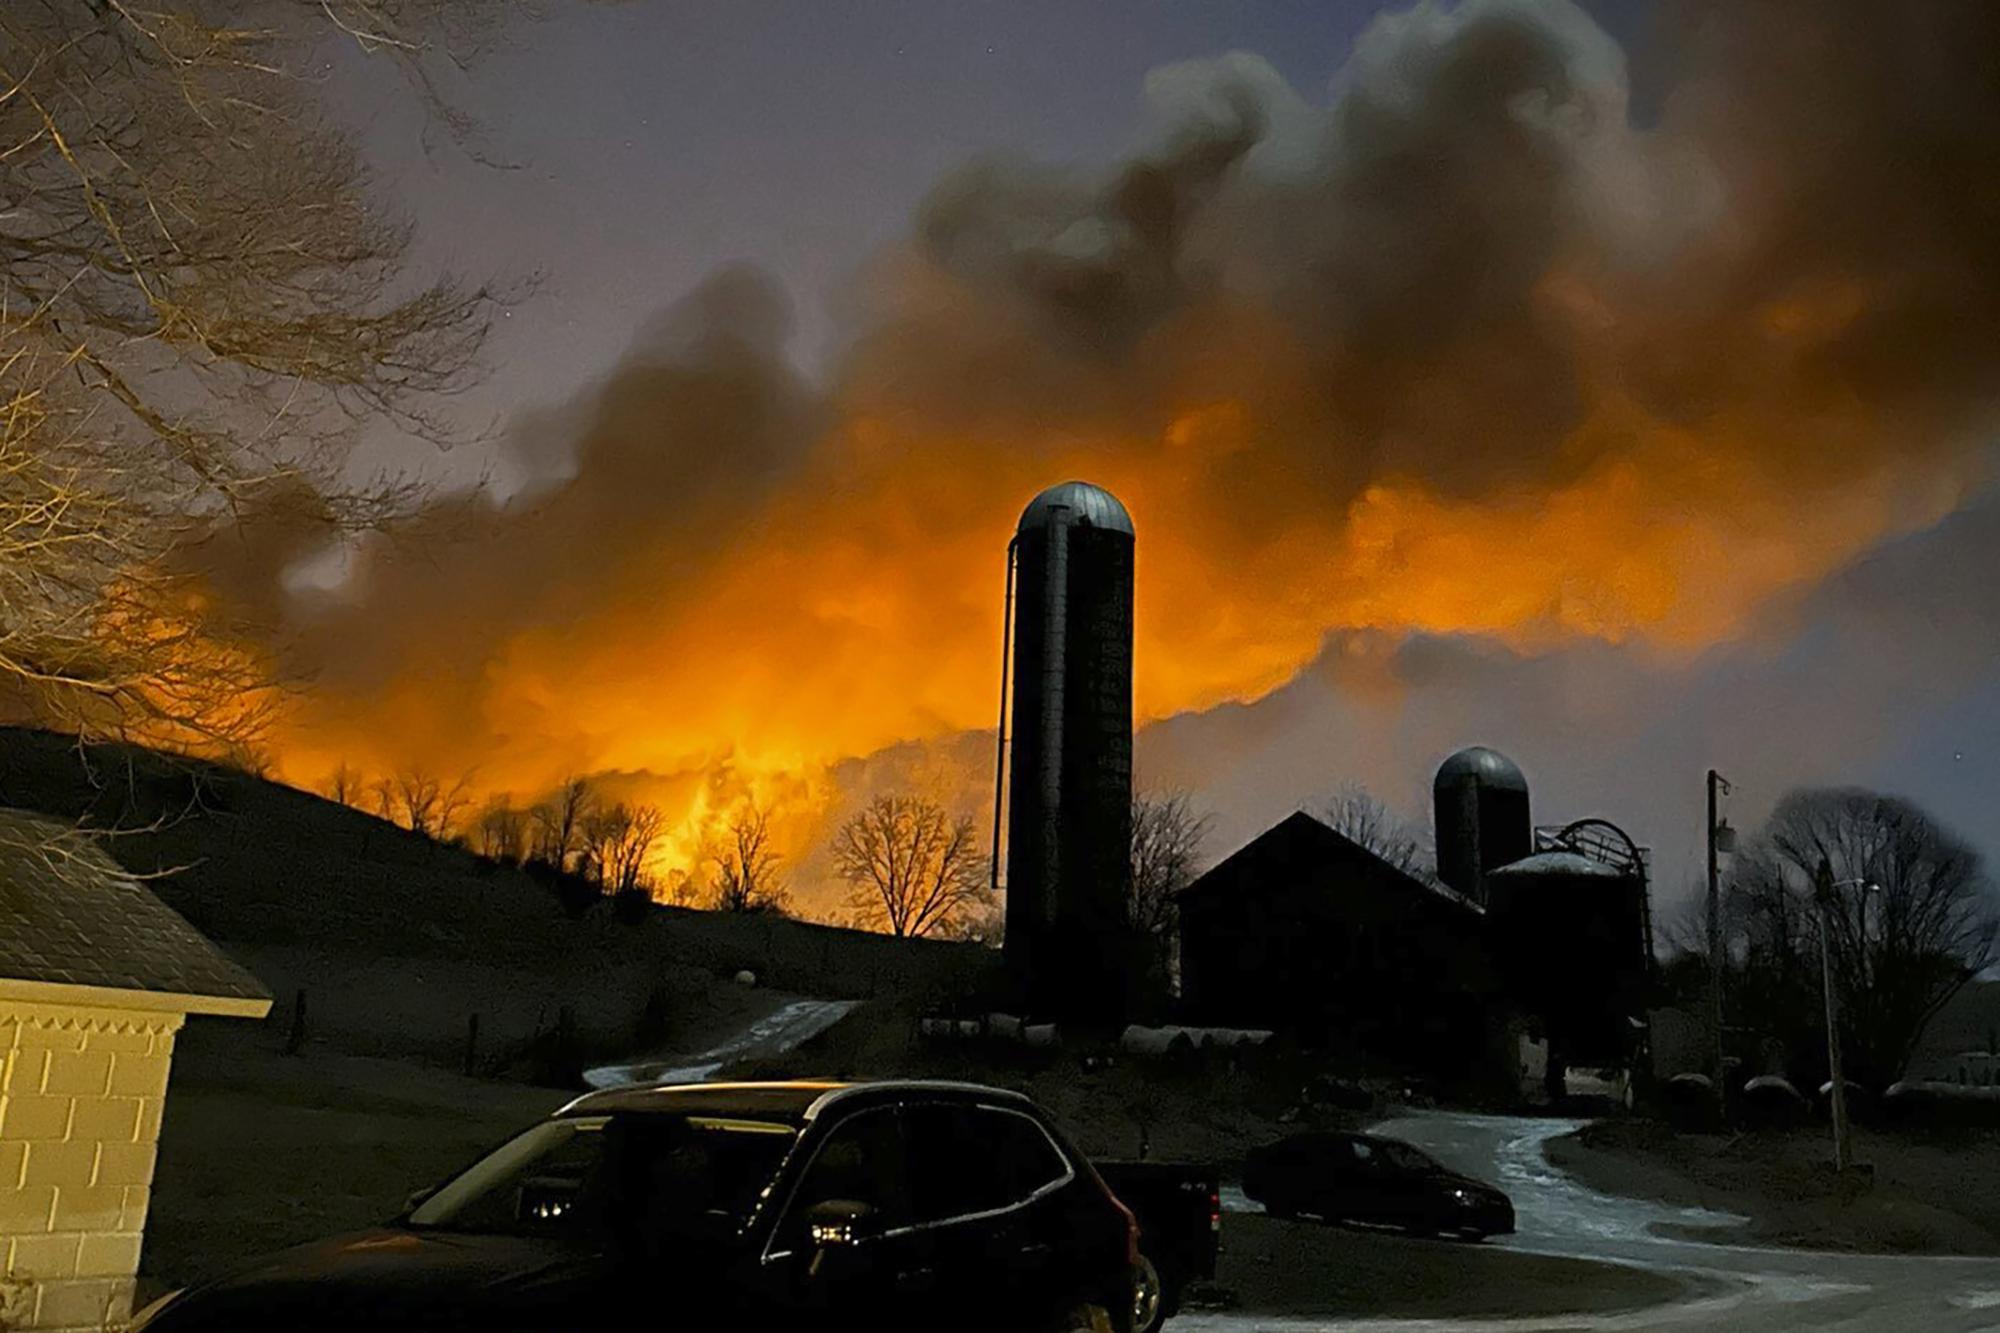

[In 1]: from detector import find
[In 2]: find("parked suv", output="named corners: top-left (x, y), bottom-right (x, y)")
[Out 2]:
top-left (130, 1081), bottom-right (1136, 1333)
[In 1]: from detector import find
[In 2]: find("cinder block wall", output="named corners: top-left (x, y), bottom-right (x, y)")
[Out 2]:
top-left (0, 1001), bottom-right (180, 1333)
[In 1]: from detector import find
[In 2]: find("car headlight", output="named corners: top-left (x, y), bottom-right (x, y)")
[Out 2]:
top-left (125, 1288), bottom-right (183, 1332)
top-left (1451, 1188), bottom-right (1474, 1205)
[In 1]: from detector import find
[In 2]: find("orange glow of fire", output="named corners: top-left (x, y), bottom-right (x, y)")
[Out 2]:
top-left (256, 386), bottom-right (1979, 913)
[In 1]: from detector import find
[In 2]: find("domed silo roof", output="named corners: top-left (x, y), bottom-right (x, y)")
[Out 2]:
top-left (1434, 745), bottom-right (1528, 794)
top-left (1486, 850), bottom-right (1624, 879)
top-left (1016, 481), bottom-right (1134, 537)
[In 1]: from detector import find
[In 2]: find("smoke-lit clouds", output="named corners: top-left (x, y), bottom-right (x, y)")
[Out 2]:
top-left (1138, 488), bottom-right (2000, 900)
top-left (208, 0), bottom-right (1999, 913)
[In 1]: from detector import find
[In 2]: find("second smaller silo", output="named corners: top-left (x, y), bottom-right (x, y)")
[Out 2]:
top-left (1433, 746), bottom-right (1532, 904)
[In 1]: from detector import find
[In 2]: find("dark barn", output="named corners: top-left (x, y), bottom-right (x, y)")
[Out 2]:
top-left (1176, 812), bottom-right (1496, 1073)
top-left (1174, 747), bottom-right (1656, 1096)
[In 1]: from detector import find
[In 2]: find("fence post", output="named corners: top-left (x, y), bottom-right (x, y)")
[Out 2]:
top-left (463, 1013), bottom-right (480, 1077)
top-left (283, 989), bottom-right (308, 1056)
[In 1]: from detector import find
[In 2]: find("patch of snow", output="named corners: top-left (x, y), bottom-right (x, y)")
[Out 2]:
top-left (581, 998), bottom-right (857, 1090)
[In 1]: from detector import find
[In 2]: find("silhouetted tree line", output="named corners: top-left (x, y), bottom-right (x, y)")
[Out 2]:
top-left (1665, 786), bottom-right (1998, 1092)
top-left (320, 765), bottom-right (793, 920)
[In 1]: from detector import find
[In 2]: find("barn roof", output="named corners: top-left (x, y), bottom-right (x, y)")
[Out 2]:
top-left (1178, 810), bottom-right (1481, 914)
top-left (0, 809), bottom-right (270, 1015)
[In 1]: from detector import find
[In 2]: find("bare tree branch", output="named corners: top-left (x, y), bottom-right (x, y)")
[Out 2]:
top-left (834, 794), bottom-right (992, 939)
top-left (1129, 789), bottom-right (1208, 940)
top-left (706, 800), bottom-right (787, 916)
top-left (374, 765), bottom-right (470, 838)
top-left (1322, 782), bottom-right (1431, 877)
top-left (528, 775), bottom-right (590, 874)
top-left (0, 1), bottom-right (514, 751)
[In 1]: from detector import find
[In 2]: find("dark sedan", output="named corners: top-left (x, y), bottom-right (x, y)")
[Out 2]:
top-left (129, 1081), bottom-right (1138, 1333)
top-left (1242, 1131), bottom-right (1514, 1240)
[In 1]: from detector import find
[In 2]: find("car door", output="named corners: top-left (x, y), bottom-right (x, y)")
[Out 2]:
top-left (1336, 1136), bottom-right (1395, 1224)
top-left (902, 1101), bottom-right (1081, 1331)
top-left (1293, 1135), bottom-right (1344, 1215)
top-left (1351, 1138), bottom-right (1431, 1228)
top-left (759, 1104), bottom-right (931, 1330)
top-left (1375, 1140), bottom-right (1445, 1229)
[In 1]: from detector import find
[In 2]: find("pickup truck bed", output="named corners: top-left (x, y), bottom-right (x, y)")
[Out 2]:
top-left (1095, 1161), bottom-right (1221, 1331)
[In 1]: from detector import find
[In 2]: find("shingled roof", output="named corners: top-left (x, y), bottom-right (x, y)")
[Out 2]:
top-left (0, 809), bottom-right (270, 1016)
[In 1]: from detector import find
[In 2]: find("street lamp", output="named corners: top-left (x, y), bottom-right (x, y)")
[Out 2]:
top-left (1815, 857), bottom-right (1879, 1174)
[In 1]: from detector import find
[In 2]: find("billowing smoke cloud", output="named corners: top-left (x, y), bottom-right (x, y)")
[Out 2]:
top-left (204, 0), bottom-right (2000, 911)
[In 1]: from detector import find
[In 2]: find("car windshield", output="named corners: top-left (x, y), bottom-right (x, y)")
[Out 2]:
top-left (406, 1114), bottom-right (798, 1242)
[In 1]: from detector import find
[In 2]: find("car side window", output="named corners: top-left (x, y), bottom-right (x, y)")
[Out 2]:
top-left (780, 1107), bottom-right (913, 1246)
top-left (1347, 1139), bottom-right (1377, 1173)
top-left (904, 1104), bottom-right (1070, 1224)
top-left (983, 1107), bottom-right (1070, 1204)
top-left (1378, 1141), bottom-right (1433, 1175)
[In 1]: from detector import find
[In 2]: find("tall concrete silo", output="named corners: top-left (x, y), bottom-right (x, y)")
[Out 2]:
top-left (994, 480), bottom-right (1135, 1018)
top-left (1433, 746), bottom-right (1532, 904)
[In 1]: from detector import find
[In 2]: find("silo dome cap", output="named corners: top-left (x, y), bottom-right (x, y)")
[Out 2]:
top-left (1435, 745), bottom-right (1528, 793)
top-left (1016, 480), bottom-right (1134, 537)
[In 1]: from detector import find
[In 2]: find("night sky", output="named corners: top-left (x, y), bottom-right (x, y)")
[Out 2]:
top-left (284, 1), bottom-right (1996, 922)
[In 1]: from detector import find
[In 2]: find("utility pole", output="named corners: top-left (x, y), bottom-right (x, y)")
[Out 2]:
top-left (1706, 770), bottom-right (1732, 1116)
top-left (1817, 859), bottom-right (1877, 1174)
top-left (1816, 857), bottom-right (1852, 1173)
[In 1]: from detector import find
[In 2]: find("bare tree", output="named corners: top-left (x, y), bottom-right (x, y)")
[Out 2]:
top-left (1727, 788), bottom-right (1999, 1090)
top-left (580, 802), bottom-right (666, 894)
top-left (660, 868), bottom-right (701, 908)
top-left (834, 795), bottom-right (992, 938)
top-left (379, 768), bottom-right (472, 840)
top-left (707, 802), bottom-right (788, 915)
top-left (370, 777), bottom-right (399, 823)
top-left (1129, 790), bottom-right (1210, 940)
top-left (530, 776), bottom-right (592, 874)
top-left (1322, 783), bottom-right (1430, 877)
top-left (612, 804), bottom-right (666, 895)
top-left (578, 805), bottom-right (619, 887)
top-left (224, 741), bottom-right (276, 779)
top-left (475, 799), bottom-right (528, 864)
top-left (0, 4), bottom-right (508, 750)
top-left (323, 762), bottom-right (362, 807)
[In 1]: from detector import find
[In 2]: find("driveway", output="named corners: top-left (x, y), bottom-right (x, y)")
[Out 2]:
top-left (579, 997), bottom-right (858, 1089)
top-left (1188, 1110), bottom-right (2000, 1331)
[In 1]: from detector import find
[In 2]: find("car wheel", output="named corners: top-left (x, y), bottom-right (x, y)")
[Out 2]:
top-left (1132, 1254), bottom-right (1164, 1333)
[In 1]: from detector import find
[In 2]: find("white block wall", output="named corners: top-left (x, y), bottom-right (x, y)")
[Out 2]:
top-left (0, 1001), bottom-right (182, 1333)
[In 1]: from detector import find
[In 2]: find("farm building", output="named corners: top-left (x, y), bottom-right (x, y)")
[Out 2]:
top-left (1175, 748), bottom-right (1655, 1092)
top-left (1176, 811), bottom-right (1497, 1072)
top-left (0, 811), bottom-right (269, 1333)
